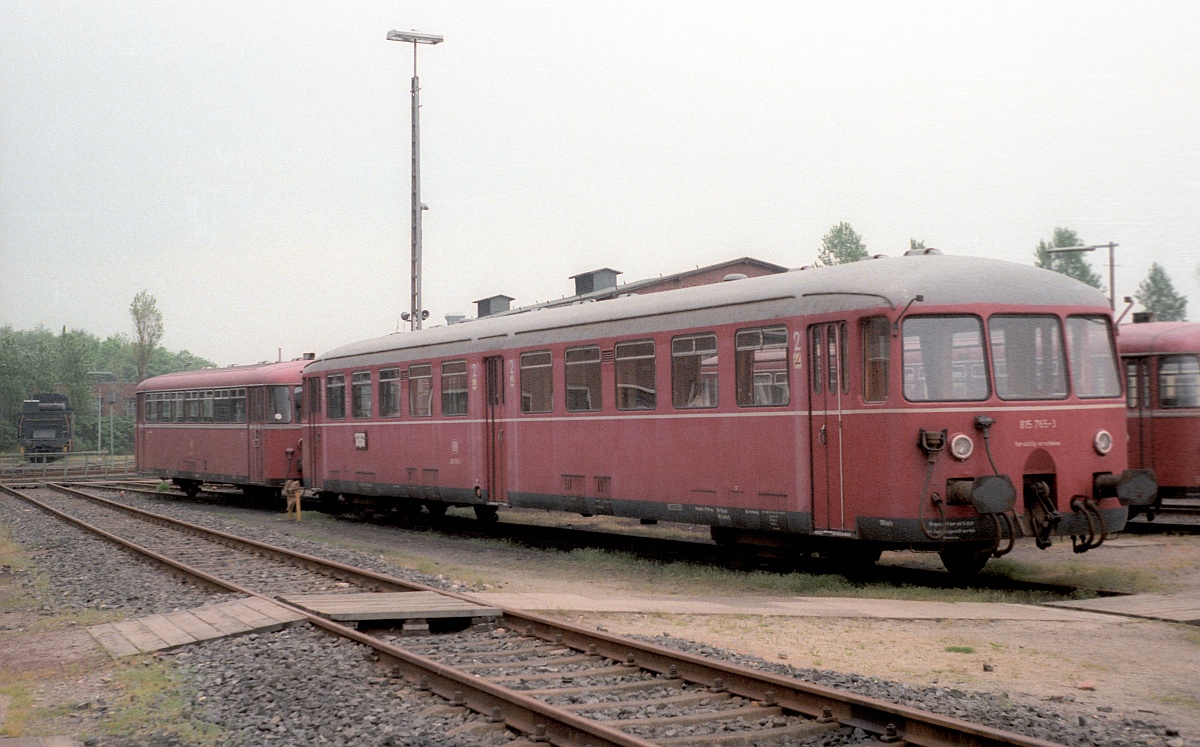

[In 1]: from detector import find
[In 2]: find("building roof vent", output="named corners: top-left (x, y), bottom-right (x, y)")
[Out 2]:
top-left (474, 295), bottom-right (514, 318)
top-left (445, 313), bottom-right (466, 325)
top-left (569, 268), bottom-right (622, 296)
top-left (722, 273), bottom-right (748, 281)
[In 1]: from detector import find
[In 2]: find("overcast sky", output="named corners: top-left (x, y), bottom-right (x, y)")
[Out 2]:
top-left (2, 1), bottom-right (1197, 366)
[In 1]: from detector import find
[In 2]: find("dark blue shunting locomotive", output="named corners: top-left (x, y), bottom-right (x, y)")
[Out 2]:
top-left (18, 393), bottom-right (75, 462)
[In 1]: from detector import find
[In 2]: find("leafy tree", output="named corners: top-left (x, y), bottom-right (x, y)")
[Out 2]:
top-left (1033, 228), bottom-right (1103, 290)
top-left (817, 222), bottom-right (868, 266)
top-left (1134, 263), bottom-right (1188, 322)
top-left (0, 322), bottom-right (214, 453)
top-left (130, 290), bottom-right (164, 383)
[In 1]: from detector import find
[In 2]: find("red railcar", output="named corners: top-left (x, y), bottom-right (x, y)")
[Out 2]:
top-left (1120, 321), bottom-right (1200, 501)
top-left (136, 359), bottom-right (308, 498)
top-left (303, 253), bottom-right (1155, 574)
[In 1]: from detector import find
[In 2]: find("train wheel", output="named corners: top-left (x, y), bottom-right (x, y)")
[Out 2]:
top-left (939, 545), bottom-right (991, 578)
top-left (474, 505), bottom-right (499, 523)
top-left (425, 502), bottom-right (448, 519)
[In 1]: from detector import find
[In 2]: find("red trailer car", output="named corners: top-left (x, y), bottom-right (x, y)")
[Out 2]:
top-left (1120, 321), bottom-right (1200, 502)
top-left (136, 359), bottom-right (309, 499)
top-left (303, 252), bottom-right (1155, 575)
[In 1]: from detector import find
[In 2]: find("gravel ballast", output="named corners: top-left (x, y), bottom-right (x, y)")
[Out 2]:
top-left (1, 490), bottom-right (1194, 747)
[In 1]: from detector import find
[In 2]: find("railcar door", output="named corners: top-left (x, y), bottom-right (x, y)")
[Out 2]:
top-left (809, 322), bottom-right (848, 531)
top-left (1125, 358), bottom-right (1152, 471)
top-left (247, 386), bottom-right (265, 484)
top-left (303, 379), bottom-right (323, 489)
top-left (483, 356), bottom-right (508, 505)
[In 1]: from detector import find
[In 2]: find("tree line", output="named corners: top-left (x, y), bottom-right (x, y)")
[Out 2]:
top-left (0, 292), bottom-right (215, 455)
top-left (817, 221), bottom-right (1189, 322)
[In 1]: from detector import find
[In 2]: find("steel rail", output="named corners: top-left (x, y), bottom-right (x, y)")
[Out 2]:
top-left (0, 484), bottom-right (658, 747)
top-left (5, 483), bottom-right (1065, 747)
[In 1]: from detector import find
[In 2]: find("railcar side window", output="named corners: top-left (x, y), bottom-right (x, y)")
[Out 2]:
top-left (442, 360), bottom-right (468, 416)
top-left (202, 390), bottom-right (214, 422)
top-left (1066, 315), bottom-right (1121, 398)
top-left (379, 368), bottom-right (402, 417)
top-left (672, 333), bottom-right (718, 409)
top-left (1159, 354), bottom-right (1200, 408)
top-left (326, 374), bottom-right (346, 419)
top-left (903, 316), bottom-right (988, 401)
top-left (351, 372), bottom-right (372, 418)
top-left (615, 340), bottom-right (656, 410)
top-left (565, 346), bottom-right (602, 412)
top-left (988, 316), bottom-right (1065, 400)
top-left (292, 386), bottom-right (303, 423)
top-left (810, 327), bottom-right (822, 395)
top-left (520, 351), bottom-right (554, 413)
top-left (736, 326), bottom-right (788, 407)
top-left (409, 364), bottom-right (433, 417)
top-left (862, 317), bottom-right (889, 402)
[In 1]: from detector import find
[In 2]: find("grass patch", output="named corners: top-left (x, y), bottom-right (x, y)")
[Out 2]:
top-left (984, 556), bottom-right (1161, 594)
top-left (25, 608), bottom-right (125, 634)
top-left (0, 680), bottom-right (36, 736)
top-left (97, 657), bottom-right (223, 745)
top-left (944, 645), bottom-right (975, 654)
top-left (535, 547), bottom-right (1065, 604)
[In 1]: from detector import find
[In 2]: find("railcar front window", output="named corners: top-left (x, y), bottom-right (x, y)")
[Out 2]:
top-left (565, 346), bottom-right (602, 412)
top-left (442, 360), bottom-right (468, 416)
top-left (1159, 354), bottom-right (1200, 408)
top-left (615, 340), bottom-right (656, 410)
top-left (736, 326), bottom-right (789, 406)
top-left (268, 386), bottom-right (293, 423)
top-left (351, 372), bottom-right (372, 418)
top-left (903, 316), bottom-right (988, 401)
top-left (231, 389), bottom-right (246, 423)
top-left (326, 375), bottom-right (346, 419)
top-left (379, 368), bottom-right (402, 417)
top-left (988, 316), bottom-right (1066, 400)
top-left (1066, 315), bottom-right (1121, 398)
top-left (409, 365), bottom-right (432, 417)
top-left (521, 351), bottom-right (553, 413)
top-left (672, 333), bottom-right (718, 409)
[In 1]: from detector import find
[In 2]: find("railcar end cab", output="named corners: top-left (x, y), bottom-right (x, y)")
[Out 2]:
top-left (136, 359), bottom-right (309, 500)
top-left (1120, 321), bottom-right (1200, 505)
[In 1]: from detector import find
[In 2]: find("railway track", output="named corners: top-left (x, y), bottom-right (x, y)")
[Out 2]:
top-left (1, 481), bottom-right (1070, 747)
top-left (94, 479), bottom-right (1119, 599)
top-left (1124, 499), bottom-right (1200, 535)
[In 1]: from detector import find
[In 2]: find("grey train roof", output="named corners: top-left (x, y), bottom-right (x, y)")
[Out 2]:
top-left (307, 255), bottom-right (1110, 373)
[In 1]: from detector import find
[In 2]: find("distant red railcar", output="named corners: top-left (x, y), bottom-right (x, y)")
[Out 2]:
top-left (302, 252), bottom-right (1155, 575)
top-left (1119, 321), bottom-right (1200, 502)
top-left (136, 359), bottom-right (308, 498)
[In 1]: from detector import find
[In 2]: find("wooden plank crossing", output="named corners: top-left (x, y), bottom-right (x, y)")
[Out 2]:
top-left (277, 590), bottom-right (502, 622)
top-left (88, 597), bottom-right (307, 658)
top-left (1044, 593), bottom-right (1200, 624)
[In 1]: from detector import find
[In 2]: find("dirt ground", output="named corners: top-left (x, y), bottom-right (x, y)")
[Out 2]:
top-left (2, 506), bottom-right (1199, 743)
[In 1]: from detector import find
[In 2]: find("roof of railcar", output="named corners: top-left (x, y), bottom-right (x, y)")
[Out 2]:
top-left (136, 359), bottom-right (309, 393)
top-left (1118, 321), bottom-right (1200, 356)
top-left (308, 254), bottom-right (1111, 373)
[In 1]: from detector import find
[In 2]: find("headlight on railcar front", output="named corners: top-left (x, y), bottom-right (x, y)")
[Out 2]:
top-left (950, 433), bottom-right (974, 460)
top-left (1093, 430), bottom-right (1114, 456)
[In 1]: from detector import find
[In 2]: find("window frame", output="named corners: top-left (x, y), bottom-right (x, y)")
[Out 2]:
top-left (735, 325), bottom-right (790, 407)
top-left (408, 364), bottom-right (433, 417)
top-left (441, 359), bottom-right (469, 416)
top-left (520, 350), bottom-right (554, 414)
top-left (326, 374), bottom-right (346, 419)
top-left (615, 340), bottom-right (657, 411)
